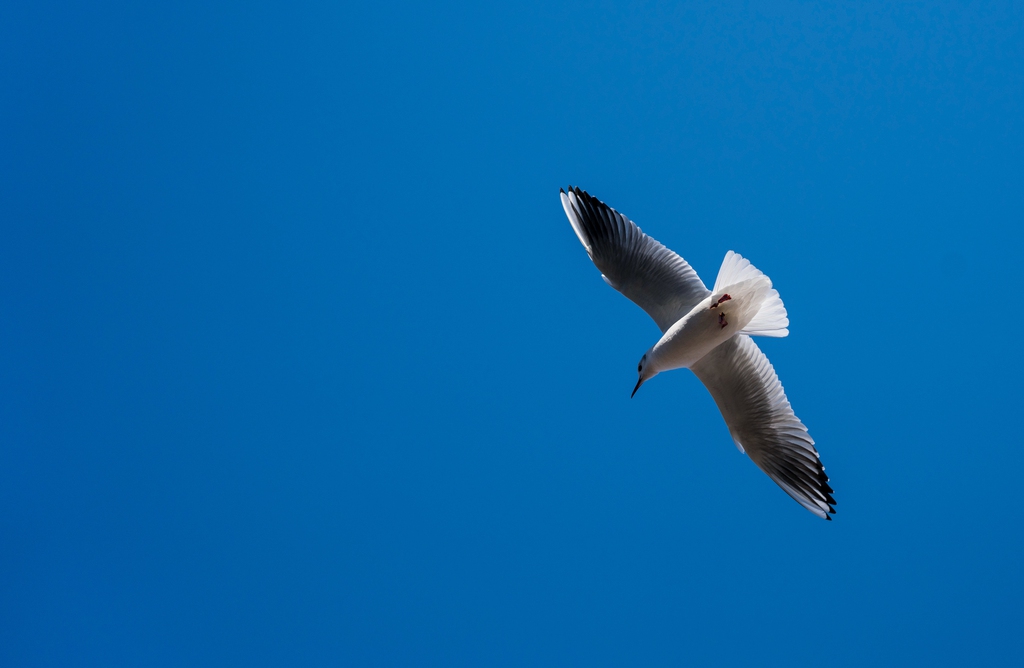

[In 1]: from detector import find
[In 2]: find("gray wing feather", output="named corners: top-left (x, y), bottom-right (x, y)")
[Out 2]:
top-left (691, 335), bottom-right (836, 519)
top-left (561, 187), bottom-right (710, 333)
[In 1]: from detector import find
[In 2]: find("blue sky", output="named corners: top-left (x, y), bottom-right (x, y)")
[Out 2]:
top-left (3, 1), bottom-right (1022, 665)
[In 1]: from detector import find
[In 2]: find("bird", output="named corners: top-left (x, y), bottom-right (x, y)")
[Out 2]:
top-left (560, 186), bottom-right (836, 519)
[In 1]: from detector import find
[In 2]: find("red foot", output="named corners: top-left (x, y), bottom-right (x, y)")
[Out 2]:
top-left (710, 294), bottom-right (732, 309)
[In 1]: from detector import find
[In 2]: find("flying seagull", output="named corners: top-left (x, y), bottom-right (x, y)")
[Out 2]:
top-left (560, 186), bottom-right (836, 519)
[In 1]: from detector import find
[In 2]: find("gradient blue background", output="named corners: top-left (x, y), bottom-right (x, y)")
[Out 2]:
top-left (3, 2), bottom-right (1022, 665)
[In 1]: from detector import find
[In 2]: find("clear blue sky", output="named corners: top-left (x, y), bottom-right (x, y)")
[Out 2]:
top-left (3, 1), bottom-right (1022, 665)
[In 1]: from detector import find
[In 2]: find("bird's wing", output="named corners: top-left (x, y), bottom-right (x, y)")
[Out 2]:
top-left (690, 334), bottom-right (836, 519)
top-left (561, 186), bottom-right (710, 333)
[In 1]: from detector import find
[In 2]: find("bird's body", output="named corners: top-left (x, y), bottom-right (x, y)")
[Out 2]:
top-left (647, 278), bottom-right (770, 374)
top-left (560, 186), bottom-right (836, 519)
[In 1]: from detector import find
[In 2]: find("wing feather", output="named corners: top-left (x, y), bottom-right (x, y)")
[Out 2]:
top-left (690, 335), bottom-right (836, 519)
top-left (560, 187), bottom-right (710, 333)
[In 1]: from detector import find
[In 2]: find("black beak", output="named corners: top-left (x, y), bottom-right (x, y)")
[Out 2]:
top-left (631, 376), bottom-right (644, 398)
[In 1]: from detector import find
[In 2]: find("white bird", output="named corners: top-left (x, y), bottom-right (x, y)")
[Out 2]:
top-left (561, 186), bottom-right (835, 519)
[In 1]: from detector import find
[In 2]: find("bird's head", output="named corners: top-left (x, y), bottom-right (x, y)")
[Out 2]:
top-left (632, 352), bottom-right (657, 398)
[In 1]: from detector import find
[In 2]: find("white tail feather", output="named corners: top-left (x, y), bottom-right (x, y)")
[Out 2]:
top-left (714, 251), bottom-right (790, 337)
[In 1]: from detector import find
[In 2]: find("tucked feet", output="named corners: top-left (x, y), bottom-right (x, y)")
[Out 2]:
top-left (710, 294), bottom-right (732, 309)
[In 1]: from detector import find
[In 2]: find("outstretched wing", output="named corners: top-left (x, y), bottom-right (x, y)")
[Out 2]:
top-left (691, 335), bottom-right (836, 519)
top-left (561, 186), bottom-right (710, 333)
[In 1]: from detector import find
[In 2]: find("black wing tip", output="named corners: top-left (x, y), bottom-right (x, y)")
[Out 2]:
top-left (567, 188), bottom-right (614, 222)
top-left (763, 455), bottom-right (837, 519)
top-left (820, 469), bottom-right (837, 510)
top-left (820, 484), bottom-right (837, 518)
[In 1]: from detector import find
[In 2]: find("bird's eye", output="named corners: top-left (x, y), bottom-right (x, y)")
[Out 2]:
top-left (638, 363), bottom-right (643, 372)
